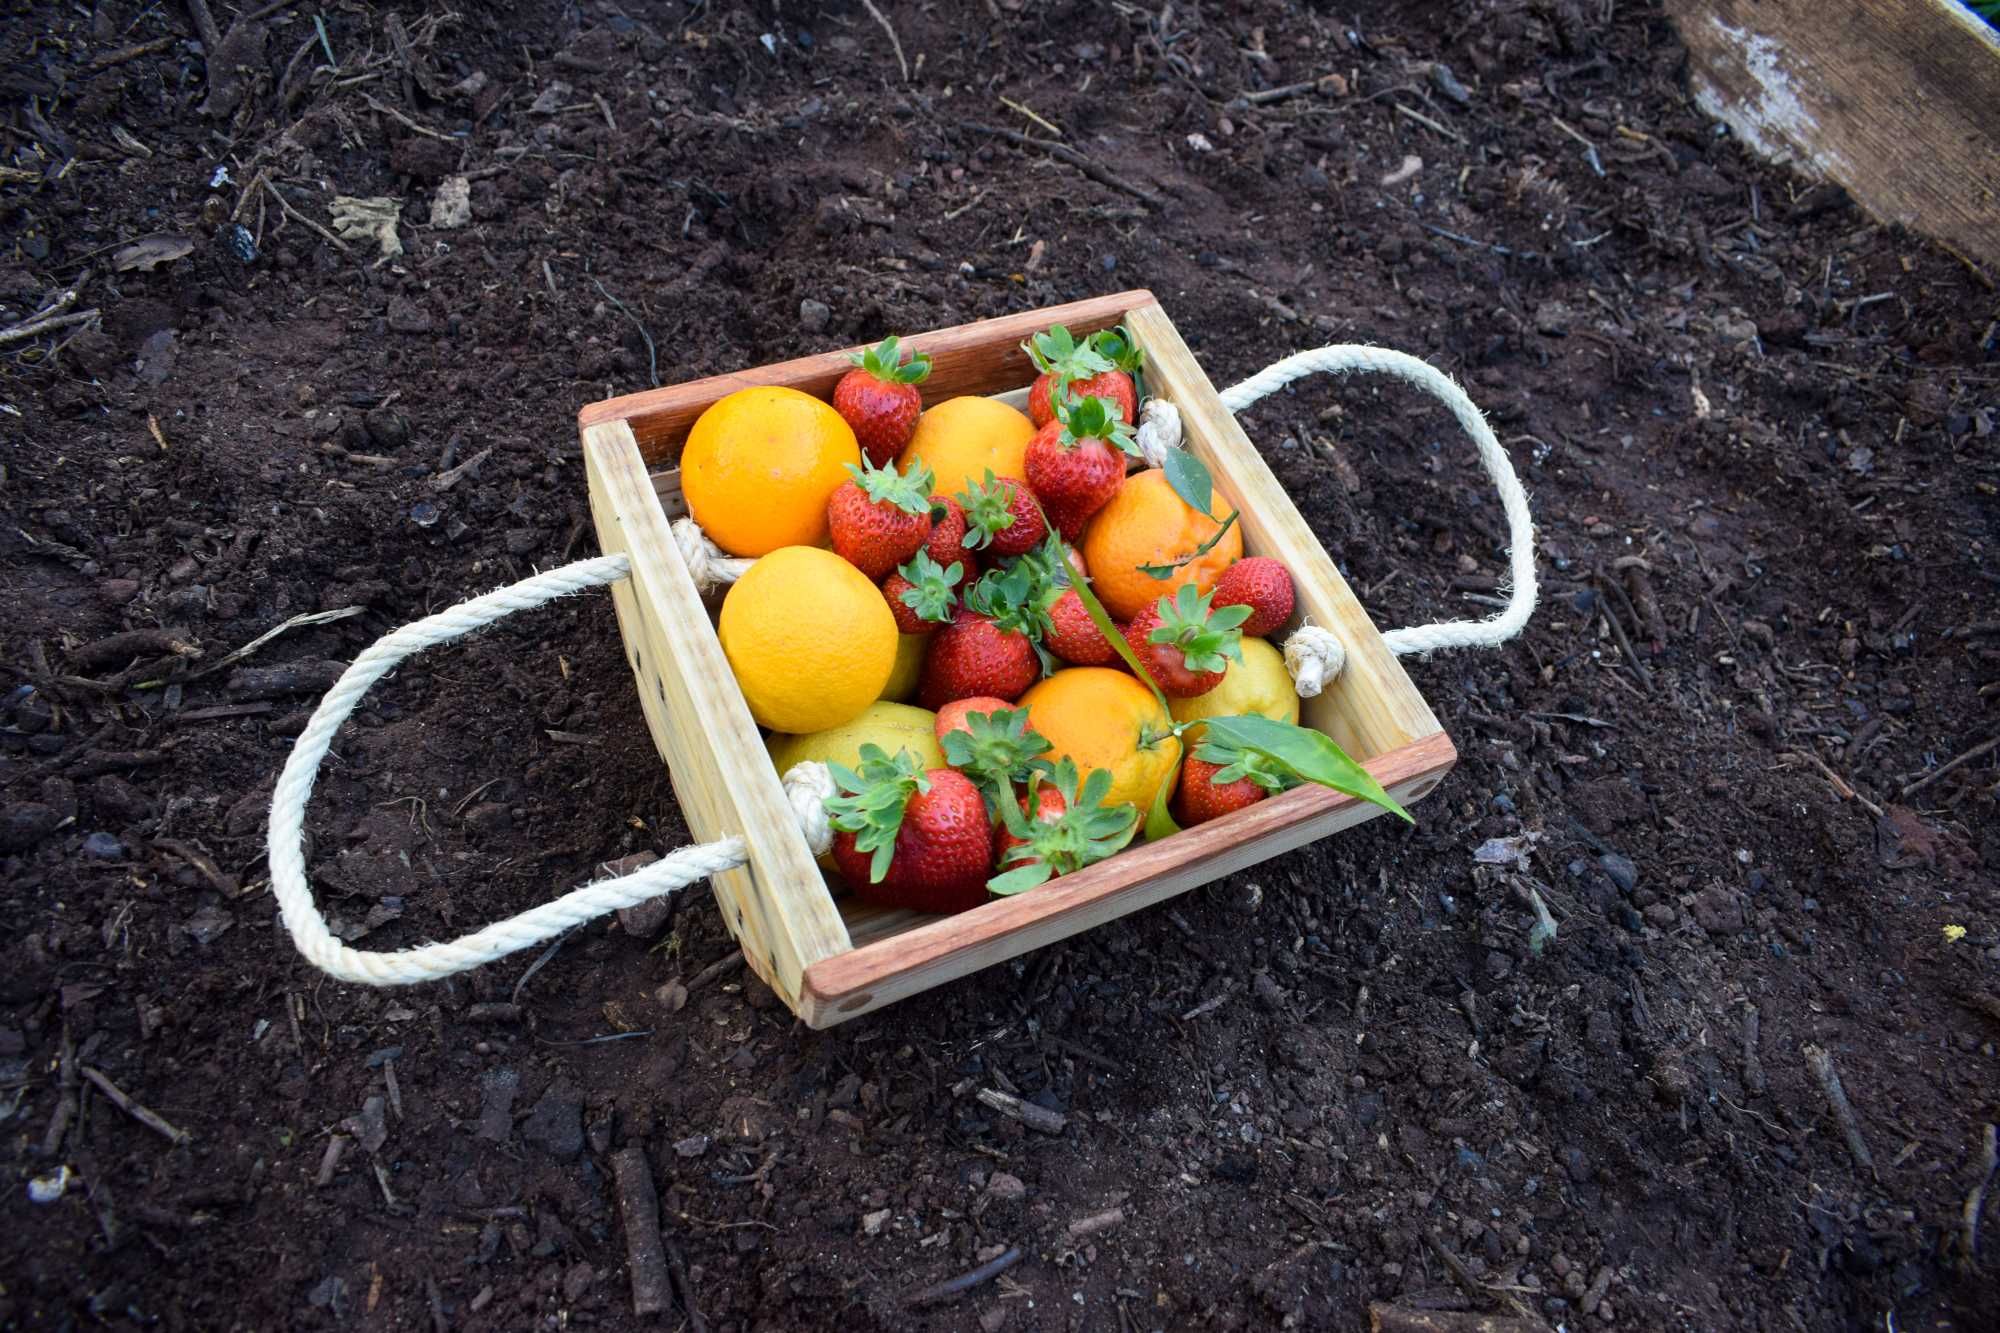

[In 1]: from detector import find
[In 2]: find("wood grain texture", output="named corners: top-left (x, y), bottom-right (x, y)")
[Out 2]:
top-left (797, 731), bottom-right (1455, 1027)
top-left (1665, 0), bottom-right (2000, 268)
top-left (583, 418), bottom-right (850, 1005)
top-left (1123, 303), bottom-right (1443, 760)
top-left (580, 290), bottom-right (1150, 468)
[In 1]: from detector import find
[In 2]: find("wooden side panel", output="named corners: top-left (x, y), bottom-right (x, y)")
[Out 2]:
top-left (1665, 0), bottom-right (2000, 269)
top-left (579, 290), bottom-right (1151, 467)
top-left (798, 732), bottom-right (1456, 1027)
top-left (582, 419), bottom-right (851, 1005)
top-left (1123, 304), bottom-right (1443, 761)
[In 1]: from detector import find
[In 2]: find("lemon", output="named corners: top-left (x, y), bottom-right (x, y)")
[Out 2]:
top-left (880, 633), bottom-right (928, 703)
top-left (1168, 636), bottom-right (1299, 741)
top-left (766, 701), bottom-right (945, 777)
top-left (899, 396), bottom-right (1036, 498)
top-left (720, 547), bottom-right (896, 733)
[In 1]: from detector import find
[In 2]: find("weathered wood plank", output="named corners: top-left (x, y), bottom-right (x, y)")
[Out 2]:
top-left (1666, 0), bottom-right (2000, 269)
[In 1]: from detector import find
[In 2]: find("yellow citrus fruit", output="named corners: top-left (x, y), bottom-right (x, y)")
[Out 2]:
top-left (880, 632), bottom-right (928, 703)
top-left (1019, 667), bottom-right (1181, 817)
top-left (682, 386), bottom-right (861, 557)
top-left (899, 396), bottom-right (1035, 500)
top-left (1081, 470), bottom-right (1243, 621)
top-left (720, 547), bottom-right (895, 733)
top-left (766, 701), bottom-right (944, 777)
top-left (1168, 637), bottom-right (1299, 741)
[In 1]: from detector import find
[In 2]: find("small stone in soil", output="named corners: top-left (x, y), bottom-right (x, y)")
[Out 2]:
top-left (476, 1068), bottom-right (520, 1142)
top-left (364, 407), bottom-right (411, 449)
top-left (521, 1080), bottom-right (584, 1157)
top-left (184, 903), bottom-right (233, 946)
top-left (674, 1133), bottom-right (711, 1158)
top-left (799, 298), bottom-right (831, 332)
top-left (986, 1171), bottom-right (1026, 1201)
top-left (80, 831), bottom-right (125, 860)
top-left (1598, 852), bottom-right (1638, 893)
top-left (0, 803), bottom-right (61, 852)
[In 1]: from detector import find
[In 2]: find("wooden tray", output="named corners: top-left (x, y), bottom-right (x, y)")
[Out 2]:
top-left (578, 290), bottom-right (1456, 1028)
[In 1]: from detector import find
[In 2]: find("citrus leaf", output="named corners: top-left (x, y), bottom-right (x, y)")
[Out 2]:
top-left (1145, 770), bottom-right (1180, 842)
top-left (1063, 555), bottom-right (1170, 710)
top-left (988, 861), bottom-right (1054, 895)
top-left (1200, 715), bottom-right (1412, 823)
top-left (1161, 447), bottom-right (1213, 516)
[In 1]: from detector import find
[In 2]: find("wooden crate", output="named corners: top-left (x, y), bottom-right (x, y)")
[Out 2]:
top-left (577, 291), bottom-right (1456, 1028)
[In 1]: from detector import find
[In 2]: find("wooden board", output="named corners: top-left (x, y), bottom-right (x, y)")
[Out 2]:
top-left (1123, 304), bottom-right (1442, 762)
top-left (581, 291), bottom-right (1144, 468)
top-left (1665, 0), bottom-right (2000, 269)
top-left (582, 418), bottom-right (851, 1007)
top-left (797, 731), bottom-right (1455, 1026)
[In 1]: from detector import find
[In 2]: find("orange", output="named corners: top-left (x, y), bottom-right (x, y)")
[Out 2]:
top-left (719, 547), bottom-right (896, 733)
top-left (1080, 470), bottom-right (1243, 621)
top-left (1019, 667), bottom-right (1181, 817)
top-left (682, 386), bottom-right (860, 557)
top-left (899, 396), bottom-right (1035, 499)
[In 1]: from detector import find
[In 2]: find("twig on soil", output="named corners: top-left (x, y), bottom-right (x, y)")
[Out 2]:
top-left (962, 123), bottom-right (1166, 208)
top-left (432, 446), bottom-right (493, 490)
top-left (1802, 1044), bottom-right (1874, 1174)
top-left (512, 926), bottom-right (578, 1005)
top-left (999, 95), bottom-right (1061, 137)
top-left (181, 606), bottom-right (363, 683)
top-left (1782, 749), bottom-right (1884, 818)
top-left (1242, 73), bottom-right (1348, 105)
top-left (1, 305), bottom-right (99, 347)
top-left (1741, 1003), bottom-right (1766, 1097)
top-left (905, 1246), bottom-right (1023, 1307)
top-left (1421, 1231), bottom-right (1542, 1324)
top-left (72, 628), bottom-right (201, 673)
top-left (1962, 1123), bottom-right (1998, 1270)
top-left (1067, 1207), bottom-right (1126, 1239)
top-left (1901, 734), bottom-right (2000, 800)
top-left (184, 0), bottom-right (224, 53)
top-left (41, 1024), bottom-right (79, 1157)
top-left (315, 1133), bottom-right (347, 1186)
top-left (362, 94), bottom-right (455, 143)
top-left (977, 1088), bottom-right (1067, 1134)
top-left (591, 279), bottom-right (659, 388)
top-left (685, 952), bottom-right (745, 993)
top-left (664, 1233), bottom-right (706, 1333)
top-left (88, 36), bottom-right (178, 72)
top-left (611, 1146), bottom-right (674, 1316)
top-left (260, 179), bottom-right (354, 255)
top-left (82, 1066), bottom-right (191, 1145)
top-left (1396, 102), bottom-right (1464, 144)
top-left (860, 0), bottom-right (909, 81)
top-left (1592, 571), bottom-right (1654, 693)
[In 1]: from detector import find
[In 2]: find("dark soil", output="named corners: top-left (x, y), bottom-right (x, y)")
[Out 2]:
top-left (4, 2), bottom-right (1999, 1330)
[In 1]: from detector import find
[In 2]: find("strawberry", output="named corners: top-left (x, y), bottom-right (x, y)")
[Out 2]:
top-left (882, 550), bottom-right (962, 636)
top-left (989, 760), bottom-right (1139, 894)
top-left (918, 609), bottom-right (1039, 709)
top-left (938, 703), bottom-right (1051, 815)
top-left (1172, 733), bottom-right (1297, 827)
top-left (1123, 585), bottom-right (1252, 698)
top-left (1023, 325), bottom-right (1142, 426)
top-left (935, 695), bottom-right (1018, 745)
top-left (1211, 557), bottom-right (1296, 638)
top-left (833, 335), bottom-right (933, 467)
top-left (1025, 395), bottom-right (1142, 542)
top-left (826, 746), bottom-right (992, 913)
top-left (956, 471), bottom-right (1049, 559)
top-left (922, 495), bottom-right (978, 577)
top-left (1045, 588), bottom-right (1120, 666)
top-left (828, 456), bottom-right (935, 580)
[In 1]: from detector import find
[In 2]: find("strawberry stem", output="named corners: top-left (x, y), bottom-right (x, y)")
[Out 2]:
top-left (845, 454), bottom-right (934, 515)
top-left (852, 334), bottom-right (933, 384)
top-left (824, 745), bottom-right (931, 882)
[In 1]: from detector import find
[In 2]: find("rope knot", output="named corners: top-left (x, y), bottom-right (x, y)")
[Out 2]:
top-left (671, 517), bottom-right (755, 593)
top-left (1283, 623), bottom-right (1347, 698)
top-left (781, 761), bottom-right (836, 857)
top-left (1134, 397), bottom-right (1181, 469)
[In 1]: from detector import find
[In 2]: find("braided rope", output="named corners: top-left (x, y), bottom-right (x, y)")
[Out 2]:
top-left (266, 553), bottom-right (830, 986)
top-left (671, 517), bottom-right (754, 594)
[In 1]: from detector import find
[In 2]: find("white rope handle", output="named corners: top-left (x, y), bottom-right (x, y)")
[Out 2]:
top-left (1219, 344), bottom-right (1537, 663)
top-left (266, 554), bottom-right (828, 987)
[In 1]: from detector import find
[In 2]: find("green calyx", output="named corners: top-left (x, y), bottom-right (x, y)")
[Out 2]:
top-left (988, 760), bottom-right (1139, 895)
top-left (824, 744), bottom-right (930, 883)
top-left (851, 335), bottom-right (932, 385)
top-left (1190, 735), bottom-right (1298, 794)
top-left (965, 553), bottom-right (1060, 641)
top-left (1022, 323), bottom-right (1114, 380)
top-left (845, 455), bottom-right (935, 516)
top-left (955, 470), bottom-right (1022, 551)
top-left (1148, 584), bottom-right (1251, 675)
top-left (1055, 393), bottom-right (1141, 459)
top-left (894, 550), bottom-right (962, 624)
top-left (1089, 326), bottom-right (1145, 374)
top-left (939, 705), bottom-right (1052, 815)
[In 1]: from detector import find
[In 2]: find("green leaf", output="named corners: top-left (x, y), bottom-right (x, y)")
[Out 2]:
top-left (939, 706), bottom-right (1052, 816)
top-left (1161, 447), bottom-right (1213, 516)
top-left (955, 470), bottom-right (1021, 551)
top-left (983, 756), bottom-right (1138, 892)
top-left (1137, 509), bottom-right (1240, 580)
top-left (1145, 768), bottom-right (1181, 842)
top-left (1060, 547), bottom-right (1171, 710)
top-left (1200, 715), bottom-right (1412, 823)
top-left (845, 454), bottom-right (933, 515)
top-left (987, 861), bottom-right (1054, 896)
top-left (1147, 585), bottom-right (1248, 676)
top-left (823, 744), bottom-right (932, 881)
top-left (893, 550), bottom-right (962, 624)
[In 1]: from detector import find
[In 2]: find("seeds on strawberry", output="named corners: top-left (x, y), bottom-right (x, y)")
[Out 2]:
top-left (1171, 757), bottom-right (1269, 826)
top-left (882, 550), bottom-right (962, 636)
top-left (828, 456), bottom-right (935, 580)
top-left (923, 495), bottom-right (978, 576)
top-left (918, 610), bottom-right (1040, 709)
top-left (1124, 584), bottom-right (1253, 698)
top-left (1025, 395), bottom-right (1141, 543)
top-left (833, 335), bottom-right (932, 467)
top-left (1045, 588), bottom-right (1120, 666)
top-left (825, 745), bottom-right (993, 914)
top-left (956, 471), bottom-right (1049, 558)
top-left (1212, 557), bottom-right (1296, 638)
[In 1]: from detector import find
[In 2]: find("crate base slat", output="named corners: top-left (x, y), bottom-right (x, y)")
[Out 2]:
top-left (581, 289), bottom-right (1460, 1028)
